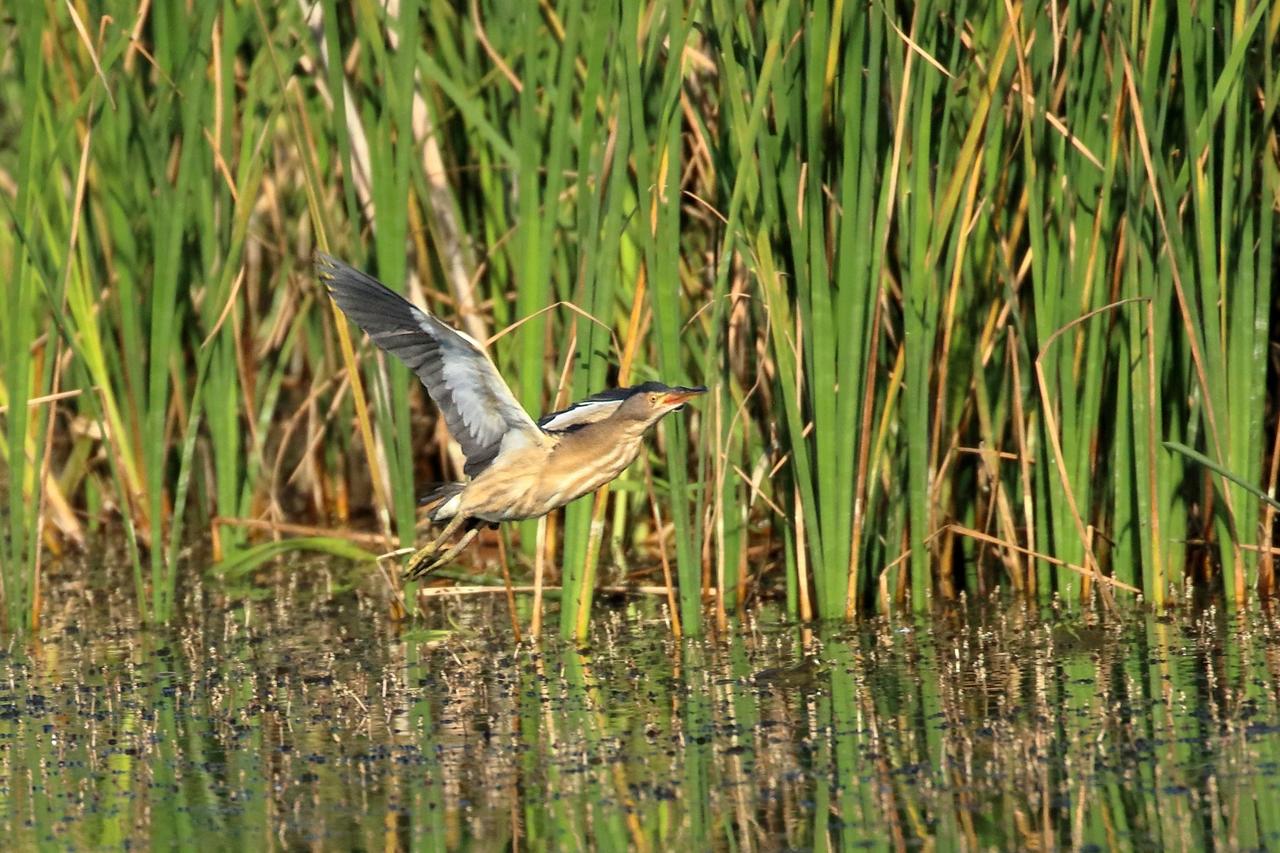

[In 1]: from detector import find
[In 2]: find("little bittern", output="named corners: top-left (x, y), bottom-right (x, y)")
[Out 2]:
top-left (317, 254), bottom-right (706, 579)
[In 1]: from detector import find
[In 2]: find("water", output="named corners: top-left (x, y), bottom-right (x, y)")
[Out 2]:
top-left (3, 565), bottom-right (1280, 850)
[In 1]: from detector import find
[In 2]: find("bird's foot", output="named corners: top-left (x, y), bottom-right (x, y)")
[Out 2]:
top-left (402, 527), bottom-right (480, 581)
top-left (402, 515), bottom-right (468, 580)
top-left (403, 543), bottom-right (444, 581)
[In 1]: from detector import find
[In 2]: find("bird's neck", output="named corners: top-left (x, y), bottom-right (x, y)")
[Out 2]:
top-left (583, 416), bottom-right (648, 447)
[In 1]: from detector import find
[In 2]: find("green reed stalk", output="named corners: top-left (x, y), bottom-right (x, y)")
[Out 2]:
top-left (898, 0), bottom-right (945, 612)
top-left (0, 0), bottom-right (47, 629)
top-left (770, 0), bottom-right (886, 619)
top-left (529, 0), bottom-right (604, 640)
top-left (149, 3), bottom-right (220, 622)
top-left (1177, 0), bottom-right (1273, 609)
top-left (510, 4), bottom-right (556, 569)
top-left (707, 0), bottom-right (823, 621)
top-left (370, 0), bottom-right (423, 548)
top-left (617, 0), bottom-right (705, 633)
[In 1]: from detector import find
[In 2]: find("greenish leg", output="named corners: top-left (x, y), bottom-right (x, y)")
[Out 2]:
top-left (404, 514), bottom-right (468, 579)
top-left (416, 528), bottom-right (479, 579)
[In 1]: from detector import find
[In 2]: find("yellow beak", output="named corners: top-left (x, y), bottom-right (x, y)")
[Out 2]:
top-left (661, 386), bottom-right (708, 407)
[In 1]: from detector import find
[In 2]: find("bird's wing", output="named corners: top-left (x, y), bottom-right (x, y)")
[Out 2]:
top-left (538, 387), bottom-right (632, 432)
top-left (317, 254), bottom-right (543, 478)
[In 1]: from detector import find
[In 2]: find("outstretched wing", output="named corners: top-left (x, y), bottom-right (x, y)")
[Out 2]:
top-left (317, 254), bottom-right (543, 477)
top-left (538, 387), bottom-right (633, 432)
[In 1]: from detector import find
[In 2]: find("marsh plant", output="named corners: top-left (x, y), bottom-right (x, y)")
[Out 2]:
top-left (0, 0), bottom-right (1276, 633)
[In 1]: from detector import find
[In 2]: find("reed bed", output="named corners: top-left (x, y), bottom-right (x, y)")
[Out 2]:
top-left (0, 0), bottom-right (1276, 634)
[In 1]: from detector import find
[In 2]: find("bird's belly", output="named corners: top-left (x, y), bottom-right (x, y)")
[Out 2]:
top-left (464, 441), bottom-right (640, 521)
top-left (473, 476), bottom-right (606, 521)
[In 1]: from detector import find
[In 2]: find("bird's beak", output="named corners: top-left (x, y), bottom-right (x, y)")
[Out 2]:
top-left (661, 386), bottom-right (708, 407)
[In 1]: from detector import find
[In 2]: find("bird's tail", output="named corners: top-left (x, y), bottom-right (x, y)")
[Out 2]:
top-left (418, 482), bottom-right (464, 520)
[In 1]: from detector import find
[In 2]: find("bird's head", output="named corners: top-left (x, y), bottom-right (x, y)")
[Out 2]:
top-left (616, 381), bottom-right (708, 428)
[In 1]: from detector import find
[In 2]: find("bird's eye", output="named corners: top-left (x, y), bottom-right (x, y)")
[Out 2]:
top-left (649, 394), bottom-right (658, 404)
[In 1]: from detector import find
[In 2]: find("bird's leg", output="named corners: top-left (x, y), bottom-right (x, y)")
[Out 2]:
top-left (404, 513), bottom-right (467, 579)
top-left (406, 526), bottom-right (480, 581)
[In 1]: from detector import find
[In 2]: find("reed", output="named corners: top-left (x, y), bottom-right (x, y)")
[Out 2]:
top-left (0, 0), bottom-right (1275, 632)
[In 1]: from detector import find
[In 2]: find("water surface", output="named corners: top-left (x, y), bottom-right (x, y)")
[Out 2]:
top-left (3, 565), bottom-right (1279, 850)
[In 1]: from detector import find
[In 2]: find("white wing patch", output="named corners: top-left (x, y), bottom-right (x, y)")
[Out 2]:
top-left (538, 397), bottom-right (627, 432)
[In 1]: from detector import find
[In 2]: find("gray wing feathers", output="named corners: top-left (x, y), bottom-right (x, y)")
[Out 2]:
top-left (317, 254), bottom-right (541, 477)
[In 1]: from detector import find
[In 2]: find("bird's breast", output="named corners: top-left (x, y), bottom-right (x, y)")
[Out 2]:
top-left (541, 434), bottom-right (644, 506)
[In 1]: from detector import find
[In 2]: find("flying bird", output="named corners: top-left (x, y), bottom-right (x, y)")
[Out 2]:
top-left (316, 254), bottom-right (706, 580)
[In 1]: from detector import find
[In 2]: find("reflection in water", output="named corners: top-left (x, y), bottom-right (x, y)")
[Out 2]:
top-left (2, 572), bottom-right (1280, 850)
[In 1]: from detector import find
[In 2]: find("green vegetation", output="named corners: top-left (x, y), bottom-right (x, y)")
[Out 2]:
top-left (0, 0), bottom-right (1276, 634)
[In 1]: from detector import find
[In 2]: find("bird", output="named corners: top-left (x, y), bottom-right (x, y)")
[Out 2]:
top-left (316, 253), bottom-right (706, 580)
